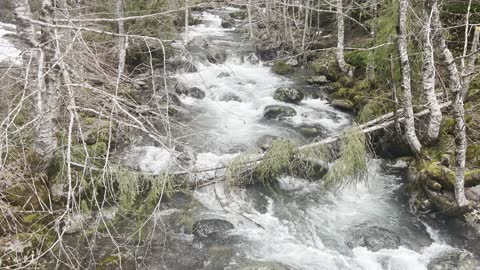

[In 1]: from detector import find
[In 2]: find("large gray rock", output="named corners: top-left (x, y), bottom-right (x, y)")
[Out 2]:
top-left (263, 105), bottom-right (297, 120)
top-left (346, 226), bottom-right (406, 251)
top-left (273, 87), bottom-right (304, 104)
top-left (206, 46), bottom-right (227, 64)
top-left (428, 250), bottom-right (478, 270)
top-left (187, 37), bottom-right (227, 64)
top-left (221, 14), bottom-right (235, 28)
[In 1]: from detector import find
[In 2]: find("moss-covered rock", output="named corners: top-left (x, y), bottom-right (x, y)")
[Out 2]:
top-left (331, 99), bottom-right (354, 112)
top-left (271, 60), bottom-right (294, 75)
top-left (273, 87), bottom-right (304, 104)
top-left (309, 59), bottom-right (340, 82)
top-left (4, 181), bottom-right (49, 210)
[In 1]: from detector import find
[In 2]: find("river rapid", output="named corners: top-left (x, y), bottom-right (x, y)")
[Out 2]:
top-left (128, 6), bottom-right (480, 270)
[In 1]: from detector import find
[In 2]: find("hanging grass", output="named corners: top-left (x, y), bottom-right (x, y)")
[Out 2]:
top-left (322, 128), bottom-right (368, 189)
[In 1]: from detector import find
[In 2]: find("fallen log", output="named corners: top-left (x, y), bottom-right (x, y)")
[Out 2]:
top-left (178, 101), bottom-right (453, 187)
top-left (70, 101), bottom-right (453, 188)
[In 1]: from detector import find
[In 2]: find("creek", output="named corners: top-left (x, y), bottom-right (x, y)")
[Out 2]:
top-left (127, 6), bottom-right (479, 270)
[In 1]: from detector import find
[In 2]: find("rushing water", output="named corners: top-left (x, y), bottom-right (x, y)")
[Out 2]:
top-left (130, 7), bottom-right (479, 270)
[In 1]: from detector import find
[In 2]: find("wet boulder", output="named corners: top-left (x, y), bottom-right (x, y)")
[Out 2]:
top-left (217, 72), bottom-right (231, 78)
top-left (221, 14), bottom-right (235, 28)
top-left (187, 37), bottom-right (227, 64)
top-left (193, 219), bottom-right (234, 238)
top-left (220, 93), bottom-right (242, 102)
top-left (206, 45), bottom-right (227, 64)
top-left (229, 10), bottom-right (247, 20)
top-left (263, 105), bottom-right (297, 120)
top-left (241, 52), bottom-right (260, 64)
top-left (273, 87), bottom-right (304, 104)
top-left (175, 84), bottom-right (206, 99)
top-left (239, 262), bottom-right (289, 270)
top-left (331, 99), bottom-right (354, 112)
top-left (346, 226), bottom-right (406, 251)
top-left (256, 135), bottom-right (279, 151)
top-left (428, 250), bottom-right (478, 270)
top-left (307, 75), bottom-right (329, 85)
top-left (290, 157), bottom-right (328, 181)
top-left (271, 60), bottom-right (294, 75)
top-left (158, 92), bottom-right (182, 106)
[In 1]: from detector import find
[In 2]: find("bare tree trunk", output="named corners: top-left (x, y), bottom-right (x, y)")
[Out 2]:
top-left (462, 26), bottom-right (480, 99)
top-left (15, 0), bottom-right (59, 161)
top-left (431, 2), bottom-right (468, 207)
top-left (184, 0), bottom-right (189, 42)
top-left (248, 0), bottom-right (253, 40)
top-left (423, 0), bottom-right (442, 143)
top-left (336, 0), bottom-right (349, 75)
top-left (301, 0), bottom-right (310, 54)
top-left (36, 0), bottom-right (60, 161)
top-left (398, 0), bottom-right (422, 157)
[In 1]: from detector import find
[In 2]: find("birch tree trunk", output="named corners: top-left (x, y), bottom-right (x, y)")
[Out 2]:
top-left (35, 0), bottom-right (60, 161)
top-left (248, 0), bottom-right (253, 40)
top-left (462, 26), bottom-right (480, 99)
top-left (423, 0), bottom-right (442, 143)
top-left (431, 2), bottom-right (468, 207)
top-left (336, 0), bottom-right (350, 76)
top-left (184, 0), bottom-right (189, 42)
top-left (14, 0), bottom-right (59, 161)
top-left (398, 0), bottom-right (422, 157)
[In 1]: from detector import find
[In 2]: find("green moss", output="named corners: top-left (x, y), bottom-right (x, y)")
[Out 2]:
top-left (98, 255), bottom-right (120, 270)
top-left (422, 162), bottom-right (455, 190)
top-left (467, 143), bottom-right (480, 166)
top-left (271, 60), bottom-right (294, 75)
top-left (357, 97), bottom-right (392, 123)
top-left (255, 139), bottom-right (298, 185)
top-left (4, 181), bottom-right (49, 210)
top-left (322, 128), bottom-right (367, 188)
top-left (345, 51), bottom-right (368, 71)
top-left (310, 59), bottom-right (340, 81)
top-left (440, 116), bottom-right (455, 135)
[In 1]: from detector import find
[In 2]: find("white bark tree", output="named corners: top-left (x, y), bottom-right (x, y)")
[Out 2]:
top-left (423, 0), bottom-right (442, 143)
top-left (336, 0), bottom-right (350, 76)
top-left (398, 0), bottom-right (422, 157)
top-left (431, 1), bottom-right (468, 207)
top-left (14, 0), bottom-right (59, 162)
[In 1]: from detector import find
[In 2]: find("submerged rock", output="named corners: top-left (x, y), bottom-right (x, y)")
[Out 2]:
top-left (239, 262), bottom-right (289, 270)
top-left (220, 93), bottom-right (242, 102)
top-left (263, 105), bottom-right (297, 120)
top-left (187, 37), bottom-right (227, 64)
top-left (346, 226), bottom-right (406, 251)
top-left (193, 219), bottom-right (234, 238)
top-left (217, 72), bottom-right (231, 78)
top-left (241, 52), bottom-right (260, 64)
top-left (256, 135), bottom-right (279, 151)
top-left (273, 87), bottom-right (304, 104)
top-left (428, 250), bottom-right (478, 270)
top-left (221, 14), bottom-right (235, 28)
top-left (175, 84), bottom-right (206, 99)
